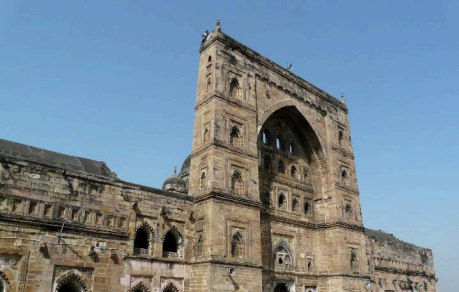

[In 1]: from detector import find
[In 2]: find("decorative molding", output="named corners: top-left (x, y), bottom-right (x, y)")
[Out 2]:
top-left (195, 189), bottom-right (262, 209)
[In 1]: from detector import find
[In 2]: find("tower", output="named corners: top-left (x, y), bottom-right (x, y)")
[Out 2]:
top-left (189, 20), bottom-right (369, 291)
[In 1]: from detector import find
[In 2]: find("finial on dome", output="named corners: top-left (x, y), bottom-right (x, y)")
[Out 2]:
top-left (215, 18), bottom-right (221, 32)
top-left (174, 166), bottom-right (177, 176)
top-left (340, 93), bottom-right (346, 104)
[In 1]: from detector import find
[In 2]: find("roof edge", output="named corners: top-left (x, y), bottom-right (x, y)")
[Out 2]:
top-left (200, 30), bottom-right (348, 112)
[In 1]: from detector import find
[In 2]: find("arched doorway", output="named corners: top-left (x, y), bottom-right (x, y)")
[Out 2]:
top-left (57, 277), bottom-right (84, 292)
top-left (274, 283), bottom-right (288, 292)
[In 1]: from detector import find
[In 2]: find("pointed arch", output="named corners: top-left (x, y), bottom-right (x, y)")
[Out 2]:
top-left (162, 225), bottom-right (183, 242)
top-left (229, 78), bottom-right (242, 100)
top-left (195, 233), bottom-right (204, 257)
top-left (134, 223), bottom-right (155, 255)
top-left (162, 282), bottom-right (180, 292)
top-left (162, 225), bottom-right (183, 257)
top-left (257, 102), bottom-right (327, 159)
top-left (230, 230), bottom-right (244, 258)
top-left (273, 239), bottom-right (294, 269)
top-left (0, 267), bottom-right (17, 292)
top-left (130, 281), bottom-right (150, 292)
top-left (229, 126), bottom-right (243, 148)
top-left (54, 269), bottom-right (92, 292)
top-left (230, 169), bottom-right (245, 195)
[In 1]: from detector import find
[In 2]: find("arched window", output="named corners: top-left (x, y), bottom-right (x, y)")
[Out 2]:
top-left (262, 130), bottom-right (271, 145)
top-left (229, 126), bottom-right (242, 147)
top-left (200, 171), bottom-right (206, 190)
top-left (196, 234), bottom-right (203, 257)
top-left (163, 229), bottom-right (180, 255)
top-left (290, 165), bottom-right (297, 178)
top-left (289, 142), bottom-right (294, 154)
top-left (231, 231), bottom-right (244, 258)
top-left (350, 249), bottom-right (358, 270)
top-left (208, 55), bottom-right (212, 62)
top-left (307, 257), bottom-right (313, 272)
top-left (163, 283), bottom-right (180, 292)
top-left (276, 136), bottom-right (283, 150)
top-left (263, 155), bottom-right (271, 172)
top-left (345, 203), bottom-right (353, 220)
top-left (134, 226), bottom-right (150, 255)
top-left (229, 78), bottom-right (242, 100)
top-left (292, 198), bottom-right (299, 212)
top-left (130, 282), bottom-right (149, 292)
top-left (338, 130), bottom-right (344, 147)
top-left (278, 193), bottom-right (286, 209)
top-left (341, 168), bottom-right (349, 185)
top-left (231, 170), bottom-right (244, 195)
top-left (277, 160), bottom-right (285, 174)
top-left (206, 78), bottom-right (211, 96)
top-left (202, 127), bottom-right (209, 143)
top-left (273, 240), bottom-right (294, 270)
top-left (304, 200), bottom-right (312, 215)
top-left (57, 277), bottom-right (85, 292)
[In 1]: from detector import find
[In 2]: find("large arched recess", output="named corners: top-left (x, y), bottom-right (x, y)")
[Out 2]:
top-left (258, 101), bottom-right (326, 159)
top-left (258, 105), bottom-right (327, 201)
top-left (257, 105), bottom-right (328, 276)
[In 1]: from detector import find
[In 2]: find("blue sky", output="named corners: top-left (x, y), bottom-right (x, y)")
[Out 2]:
top-left (1, 0), bottom-right (457, 290)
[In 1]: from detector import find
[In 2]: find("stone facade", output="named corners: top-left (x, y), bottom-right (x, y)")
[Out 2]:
top-left (0, 21), bottom-right (436, 292)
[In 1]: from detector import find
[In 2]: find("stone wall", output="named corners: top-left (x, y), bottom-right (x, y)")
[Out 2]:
top-left (0, 156), bottom-right (194, 292)
top-left (365, 229), bottom-right (437, 292)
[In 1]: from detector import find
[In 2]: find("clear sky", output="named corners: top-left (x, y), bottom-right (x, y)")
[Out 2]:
top-left (1, 0), bottom-right (457, 290)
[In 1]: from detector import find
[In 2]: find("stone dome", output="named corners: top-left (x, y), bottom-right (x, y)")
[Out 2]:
top-left (162, 174), bottom-right (187, 193)
top-left (179, 154), bottom-right (191, 178)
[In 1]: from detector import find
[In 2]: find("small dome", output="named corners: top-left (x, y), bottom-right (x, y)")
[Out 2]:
top-left (179, 154), bottom-right (191, 178)
top-left (163, 175), bottom-right (187, 193)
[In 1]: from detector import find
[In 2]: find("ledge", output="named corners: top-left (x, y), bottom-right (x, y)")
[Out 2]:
top-left (0, 212), bottom-right (130, 238)
top-left (374, 266), bottom-right (436, 279)
top-left (195, 189), bottom-right (262, 209)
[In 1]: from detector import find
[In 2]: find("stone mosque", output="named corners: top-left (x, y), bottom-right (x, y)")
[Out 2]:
top-left (0, 21), bottom-right (437, 292)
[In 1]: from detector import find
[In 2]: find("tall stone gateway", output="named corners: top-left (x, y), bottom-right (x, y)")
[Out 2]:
top-left (0, 21), bottom-right (436, 292)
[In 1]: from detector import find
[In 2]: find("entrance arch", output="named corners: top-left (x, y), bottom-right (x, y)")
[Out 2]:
top-left (259, 106), bottom-right (326, 291)
top-left (57, 277), bottom-right (84, 292)
top-left (274, 283), bottom-right (288, 292)
top-left (54, 270), bottom-right (92, 292)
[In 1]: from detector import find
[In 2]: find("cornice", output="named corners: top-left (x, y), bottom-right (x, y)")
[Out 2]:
top-left (195, 93), bottom-right (257, 115)
top-left (331, 145), bottom-right (355, 160)
top-left (200, 31), bottom-right (347, 113)
top-left (194, 189), bottom-right (262, 209)
top-left (265, 269), bottom-right (371, 280)
top-left (335, 183), bottom-right (360, 196)
top-left (0, 156), bottom-right (193, 202)
top-left (190, 142), bottom-right (257, 161)
top-left (374, 266), bottom-right (436, 279)
top-left (266, 213), bottom-right (364, 232)
top-left (213, 140), bottom-right (258, 160)
top-left (0, 213), bottom-right (130, 238)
